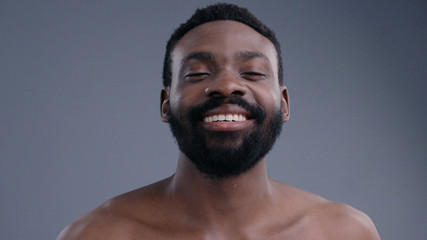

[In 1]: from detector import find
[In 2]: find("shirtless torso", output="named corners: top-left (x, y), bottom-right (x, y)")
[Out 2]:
top-left (57, 159), bottom-right (380, 240)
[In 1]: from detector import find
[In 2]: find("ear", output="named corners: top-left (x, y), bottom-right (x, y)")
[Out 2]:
top-left (280, 86), bottom-right (290, 122)
top-left (160, 88), bottom-right (170, 122)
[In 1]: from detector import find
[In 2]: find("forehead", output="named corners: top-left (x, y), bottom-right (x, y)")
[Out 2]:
top-left (172, 20), bottom-right (278, 70)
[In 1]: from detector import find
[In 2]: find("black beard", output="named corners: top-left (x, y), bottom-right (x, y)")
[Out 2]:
top-left (168, 97), bottom-right (283, 179)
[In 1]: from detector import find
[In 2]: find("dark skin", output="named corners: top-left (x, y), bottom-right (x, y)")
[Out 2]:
top-left (57, 21), bottom-right (380, 239)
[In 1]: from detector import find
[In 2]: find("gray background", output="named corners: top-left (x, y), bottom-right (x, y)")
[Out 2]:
top-left (1, 0), bottom-right (425, 239)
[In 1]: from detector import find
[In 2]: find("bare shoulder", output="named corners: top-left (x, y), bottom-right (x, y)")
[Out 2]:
top-left (312, 201), bottom-right (381, 239)
top-left (272, 181), bottom-right (380, 239)
top-left (56, 207), bottom-right (134, 240)
top-left (57, 178), bottom-right (171, 240)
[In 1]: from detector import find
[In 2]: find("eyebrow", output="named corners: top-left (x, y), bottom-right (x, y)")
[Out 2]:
top-left (180, 52), bottom-right (215, 66)
top-left (234, 50), bottom-right (268, 61)
top-left (179, 50), bottom-right (271, 66)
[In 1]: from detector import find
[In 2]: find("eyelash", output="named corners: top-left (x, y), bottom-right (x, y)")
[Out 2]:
top-left (185, 72), bottom-right (210, 77)
top-left (184, 71), bottom-right (266, 81)
top-left (184, 72), bottom-right (211, 81)
top-left (240, 72), bottom-right (266, 81)
top-left (242, 72), bottom-right (265, 76)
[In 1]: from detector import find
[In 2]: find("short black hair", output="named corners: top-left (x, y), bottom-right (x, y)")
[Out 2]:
top-left (162, 3), bottom-right (283, 87)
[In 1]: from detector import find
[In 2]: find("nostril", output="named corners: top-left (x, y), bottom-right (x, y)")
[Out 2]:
top-left (207, 91), bottom-right (223, 98)
top-left (206, 90), bottom-right (244, 98)
top-left (231, 90), bottom-right (244, 96)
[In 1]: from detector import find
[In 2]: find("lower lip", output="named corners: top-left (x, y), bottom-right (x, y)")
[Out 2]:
top-left (200, 120), bottom-right (255, 131)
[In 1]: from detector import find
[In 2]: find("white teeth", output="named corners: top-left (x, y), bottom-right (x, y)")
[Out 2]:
top-left (203, 114), bottom-right (248, 122)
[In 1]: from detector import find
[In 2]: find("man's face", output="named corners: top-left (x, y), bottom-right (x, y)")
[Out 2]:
top-left (162, 20), bottom-right (289, 179)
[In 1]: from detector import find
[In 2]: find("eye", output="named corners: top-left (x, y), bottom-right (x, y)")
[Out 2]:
top-left (184, 72), bottom-right (211, 81)
top-left (241, 71), bottom-right (266, 81)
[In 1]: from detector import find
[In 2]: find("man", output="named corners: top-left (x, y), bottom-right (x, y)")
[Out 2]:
top-left (58, 3), bottom-right (380, 239)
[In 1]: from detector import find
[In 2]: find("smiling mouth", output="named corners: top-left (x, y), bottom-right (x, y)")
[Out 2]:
top-left (203, 114), bottom-right (248, 123)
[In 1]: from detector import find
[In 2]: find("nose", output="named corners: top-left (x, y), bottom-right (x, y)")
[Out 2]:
top-left (204, 70), bottom-right (247, 98)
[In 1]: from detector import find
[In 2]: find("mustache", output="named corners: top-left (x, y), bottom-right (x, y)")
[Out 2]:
top-left (187, 97), bottom-right (266, 125)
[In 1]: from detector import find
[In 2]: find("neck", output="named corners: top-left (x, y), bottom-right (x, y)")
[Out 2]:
top-left (167, 152), bottom-right (274, 227)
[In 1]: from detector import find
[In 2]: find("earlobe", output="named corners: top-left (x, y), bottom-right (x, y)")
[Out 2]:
top-left (160, 88), bottom-right (170, 122)
top-left (280, 86), bottom-right (290, 122)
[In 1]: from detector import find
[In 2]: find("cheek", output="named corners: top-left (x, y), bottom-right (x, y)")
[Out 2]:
top-left (169, 87), bottom-right (203, 117)
top-left (248, 85), bottom-right (282, 112)
top-left (169, 93), bottom-right (186, 118)
top-left (268, 87), bottom-right (282, 107)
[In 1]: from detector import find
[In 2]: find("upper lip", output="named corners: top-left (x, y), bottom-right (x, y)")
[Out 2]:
top-left (201, 104), bottom-right (251, 119)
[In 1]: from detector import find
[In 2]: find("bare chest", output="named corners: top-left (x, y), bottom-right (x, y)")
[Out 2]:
top-left (125, 218), bottom-right (329, 240)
